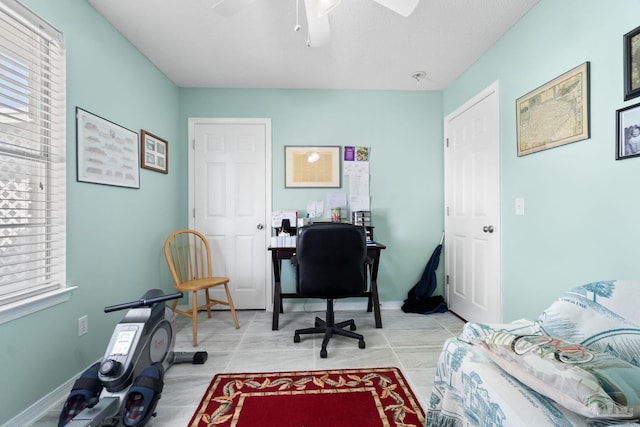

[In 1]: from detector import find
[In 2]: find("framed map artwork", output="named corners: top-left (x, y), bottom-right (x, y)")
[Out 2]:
top-left (516, 62), bottom-right (590, 156)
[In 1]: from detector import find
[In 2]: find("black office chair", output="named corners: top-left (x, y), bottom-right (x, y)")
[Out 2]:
top-left (291, 223), bottom-right (371, 358)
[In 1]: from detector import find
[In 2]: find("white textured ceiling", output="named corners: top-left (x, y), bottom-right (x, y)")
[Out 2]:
top-left (87, 0), bottom-right (539, 91)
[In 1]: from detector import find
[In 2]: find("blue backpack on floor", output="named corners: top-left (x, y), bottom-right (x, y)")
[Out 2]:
top-left (401, 237), bottom-right (448, 315)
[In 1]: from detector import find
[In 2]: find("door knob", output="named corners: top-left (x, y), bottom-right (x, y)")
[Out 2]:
top-left (256, 223), bottom-right (264, 230)
top-left (483, 225), bottom-right (495, 233)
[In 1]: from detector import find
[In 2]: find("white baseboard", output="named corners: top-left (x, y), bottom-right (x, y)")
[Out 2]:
top-left (8, 374), bottom-right (76, 427)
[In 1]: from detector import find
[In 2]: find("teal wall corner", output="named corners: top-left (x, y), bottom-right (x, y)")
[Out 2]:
top-left (444, 0), bottom-right (640, 321)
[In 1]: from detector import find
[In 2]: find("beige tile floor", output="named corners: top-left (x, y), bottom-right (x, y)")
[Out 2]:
top-left (32, 308), bottom-right (465, 426)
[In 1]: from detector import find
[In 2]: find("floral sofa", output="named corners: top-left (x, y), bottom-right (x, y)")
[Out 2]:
top-left (427, 280), bottom-right (640, 426)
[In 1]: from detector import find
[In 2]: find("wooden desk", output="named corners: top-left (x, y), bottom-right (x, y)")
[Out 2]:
top-left (268, 242), bottom-right (386, 330)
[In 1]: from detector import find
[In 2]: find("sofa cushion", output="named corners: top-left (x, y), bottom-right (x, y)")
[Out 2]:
top-left (538, 279), bottom-right (640, 367)
top-left (459, 318), bottom-right (541, 343)
top-left (477, 331), bottom-right (640, 419)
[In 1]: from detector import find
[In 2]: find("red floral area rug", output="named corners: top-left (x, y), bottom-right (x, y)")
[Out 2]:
top-left (188, 367), bottom-right (425, 427)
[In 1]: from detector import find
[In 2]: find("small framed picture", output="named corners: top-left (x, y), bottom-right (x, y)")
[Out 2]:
top-left (624, 25), bottom-right (640, 101)
top-left (616, 102), bottom-right (640, 160)
top-left (140, 129), bottom-right (168, 173)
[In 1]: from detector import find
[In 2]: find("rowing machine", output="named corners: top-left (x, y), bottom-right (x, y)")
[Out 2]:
top-left (59, 289), bottom-right (207, 426)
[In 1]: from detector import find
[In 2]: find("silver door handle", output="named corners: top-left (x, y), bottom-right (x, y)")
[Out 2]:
top-left (256, 223), bottom-right (264, 230)
top-left (483, 225), bottom-right (495, 233)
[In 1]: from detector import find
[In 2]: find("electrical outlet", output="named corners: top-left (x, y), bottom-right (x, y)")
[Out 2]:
top-left (78, 315), bottom-right (88, 336)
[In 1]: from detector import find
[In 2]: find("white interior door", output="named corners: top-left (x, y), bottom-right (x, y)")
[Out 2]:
top-left (188, 118), bottom-right (272, 310)
top-left (444, 82), bottom-right (501, 323)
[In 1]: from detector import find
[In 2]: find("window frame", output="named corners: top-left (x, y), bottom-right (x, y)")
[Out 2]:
top-left (0, 0), bottom-right (72, 325)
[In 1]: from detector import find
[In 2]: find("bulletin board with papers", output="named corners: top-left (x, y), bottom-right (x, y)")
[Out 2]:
top-left (343, 146), bottom-right (370, 213)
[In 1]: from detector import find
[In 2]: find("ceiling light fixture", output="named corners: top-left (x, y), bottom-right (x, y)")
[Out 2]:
top-left (317, 0), bottom-right (341, 16)
top-left (411, 71), bottom-right (426, 84)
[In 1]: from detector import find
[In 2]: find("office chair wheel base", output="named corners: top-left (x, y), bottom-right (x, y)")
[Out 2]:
top-left (320, 348), bottom-right (328, 358)
top-left (294, 334), bottom-right (300, 343)
top-left (358, 339), bottom-right (366, 349)
top-left (350, 324), bottom-right (357, 331)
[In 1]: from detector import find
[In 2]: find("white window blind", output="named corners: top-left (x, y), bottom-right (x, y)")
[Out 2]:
top-left (0, 0), bottom-right (66, 310)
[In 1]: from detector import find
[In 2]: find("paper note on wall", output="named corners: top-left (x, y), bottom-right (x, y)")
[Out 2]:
top-left (350, 173), bottom-right (369, 196)
top-left (327, 193), bottom-right (347, 210)
top-left (306, 200), bottom-right (323, 218)
top-left (350, 196), bottom-right (370, 212)
top-left (348, 170), bottom-right (370, 211)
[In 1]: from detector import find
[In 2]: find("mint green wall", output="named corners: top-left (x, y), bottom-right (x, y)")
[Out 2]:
top-left (444, 0), bottom-right (640, 321)
top-left (0, 1), bottom-right (181, 423)
top-left (178, 89), bottom-right (445, 299)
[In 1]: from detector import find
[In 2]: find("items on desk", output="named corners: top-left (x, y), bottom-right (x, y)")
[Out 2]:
top-left (279, 218), bottom-right (295, 235)
top-left (269, 208), bottom-right (375, 246)
top-left (270, 233), bottom-right (296, 248)
top-left (272, 210), bottom-right (298, 228)
top-left (271, 218), bottom-right (297, 248)
top-left (331, 207), bottom-right (341, 222)
top-left (352, 211), bottom-right (373, 242)
top-left (352, 210), bottom-right (371, 226)
top-left (326, 193), bottom-right (347, 221)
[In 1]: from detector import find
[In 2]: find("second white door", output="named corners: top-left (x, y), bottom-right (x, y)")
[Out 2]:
top-left (444, 82), bottom-right (501, 324)
top-left (189, 118), bottom-right (271, 310)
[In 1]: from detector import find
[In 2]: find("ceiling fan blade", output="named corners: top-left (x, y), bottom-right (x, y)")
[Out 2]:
top-left (212, 0), bottom-right (255, 18)
top-left (304, 0), bottom-right (330, 47)
top-left (371, 0), bottom-right (419, 17)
